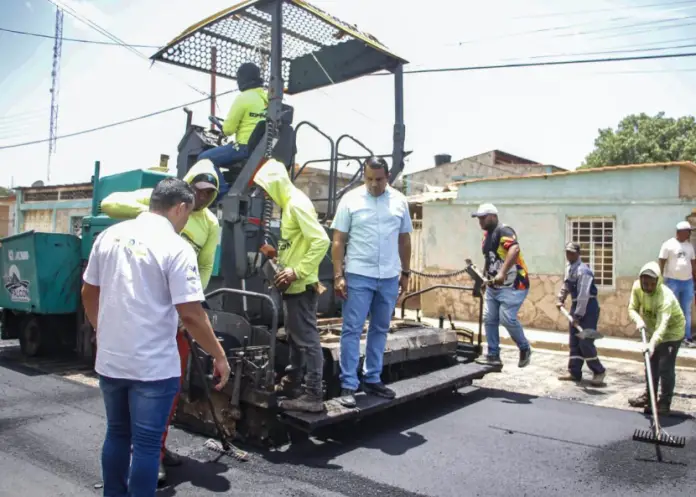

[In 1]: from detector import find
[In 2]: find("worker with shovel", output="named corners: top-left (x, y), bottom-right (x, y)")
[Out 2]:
top-left (556, 242), bottom-right (606, 386)
top-left (627, 262), bottom-right (685, 415)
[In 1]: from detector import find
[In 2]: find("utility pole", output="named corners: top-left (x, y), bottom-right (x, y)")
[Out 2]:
top-left (48, 7), bottom-right (64, 182)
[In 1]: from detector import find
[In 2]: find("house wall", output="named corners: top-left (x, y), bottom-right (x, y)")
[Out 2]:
top-left (0, 198), bottom-right (16, 237)
top-left (419, 165), bottom-right (696, 337)
top-left (404, 152), bottom-right (560, 195)
top-left (292, 169), bottom-right (353, 216)
top-left (15, 185), bottom-right (93, 235)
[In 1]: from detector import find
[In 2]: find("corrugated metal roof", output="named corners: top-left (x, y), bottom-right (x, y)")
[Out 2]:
top-left (407, 190), bottom-right (458, 204)
top-left (450, 161), bottom-right (696, 187)
top-left (16, 182), bottom-right (92, 191)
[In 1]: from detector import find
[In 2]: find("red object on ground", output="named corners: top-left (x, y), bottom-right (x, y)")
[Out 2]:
top-left (161, 329), bottom-right (191, 459)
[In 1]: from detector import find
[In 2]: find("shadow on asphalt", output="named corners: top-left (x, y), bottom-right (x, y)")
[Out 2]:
top-left (0, 345), bottom-right (89, 378)
top-left (253, 387), bottom-right (536, 469)
top-left (156, 457), bottom-right (232, 496)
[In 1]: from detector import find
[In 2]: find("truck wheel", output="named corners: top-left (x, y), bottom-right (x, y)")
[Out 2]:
top-left (19, 315), bottom-right (42, 357)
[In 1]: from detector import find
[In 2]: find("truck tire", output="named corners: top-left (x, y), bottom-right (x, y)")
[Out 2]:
top-left (19, 315), bottom-right (42, 357)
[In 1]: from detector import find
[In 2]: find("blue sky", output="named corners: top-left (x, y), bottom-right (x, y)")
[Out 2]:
top-left (1, 0), bottom-right (696, 187)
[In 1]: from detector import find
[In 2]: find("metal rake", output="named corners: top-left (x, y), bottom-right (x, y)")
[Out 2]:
top-left (632, 327), bottom-right (686, 462)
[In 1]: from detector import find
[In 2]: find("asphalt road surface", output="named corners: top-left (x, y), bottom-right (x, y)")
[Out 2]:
top-left (0, 348), bottom-right (694, 497)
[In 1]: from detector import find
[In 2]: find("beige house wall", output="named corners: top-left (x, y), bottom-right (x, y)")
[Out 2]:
top-left (420, 270), bottom-right (637, 337)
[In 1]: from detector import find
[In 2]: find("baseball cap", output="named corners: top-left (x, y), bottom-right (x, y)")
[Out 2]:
top-left (640, 267), bottom-right (659, 279)
top-left (191, 172), bottom-right (218, 191)
top-left (565, 242), bottom-right (581, 253)
top-left (471, 203), bottom-right (498, 218)
top-left (676, 221), bottom-right (692, 231)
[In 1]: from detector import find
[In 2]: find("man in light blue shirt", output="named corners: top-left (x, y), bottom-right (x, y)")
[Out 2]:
top-left (330, 156), bottom-right (413, 408)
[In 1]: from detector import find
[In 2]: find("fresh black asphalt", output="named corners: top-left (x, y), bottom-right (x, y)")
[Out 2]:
top-left (0, 349), bottom-right (694, 497)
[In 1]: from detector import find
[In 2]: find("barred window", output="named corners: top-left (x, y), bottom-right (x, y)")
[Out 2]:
top-left (566, 217), bottom-right (615, 289)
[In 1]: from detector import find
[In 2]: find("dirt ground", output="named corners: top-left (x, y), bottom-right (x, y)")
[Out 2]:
top-left (477, 345), bottom-right (696, 415)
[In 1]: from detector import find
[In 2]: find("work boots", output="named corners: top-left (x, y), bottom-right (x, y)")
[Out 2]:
top-left (337, 388), bottom-right (357, 408)
top-left (476, 355), bottom-right (503, 368)
top-left (278, 388), bottom-right (325, 413)
top-left (628, 391), bottom-right (670, 414)
top-left (274, 374), bottom-right (302, 399)
top-left (557, 371), bottom-right (581, 382)
top-left (628, 391), bottom-right (649, 408)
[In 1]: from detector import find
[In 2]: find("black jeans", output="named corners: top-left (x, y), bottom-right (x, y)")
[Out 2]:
top-left (646, 340), bottom-right (681, 405)
top-left (282, 287), bottom-right (323, 396)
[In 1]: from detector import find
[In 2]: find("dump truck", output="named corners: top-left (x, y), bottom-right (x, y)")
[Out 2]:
top-left (0, 0), bottom-right (500, 447)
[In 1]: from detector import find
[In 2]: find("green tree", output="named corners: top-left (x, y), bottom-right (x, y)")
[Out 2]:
top-left (581, 112), bottom-right (696, 168)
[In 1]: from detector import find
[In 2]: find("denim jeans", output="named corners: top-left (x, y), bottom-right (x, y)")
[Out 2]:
top-left (483, 286), bottom-right (530, 357)
top-left (340, 273), bottom-right (400, 391)
top-left (664, 277), bottom-right (693, 340)
top-left (198, 143), bottom-right (248, 204)
top-left (99, 375), bottom-right (180, 497)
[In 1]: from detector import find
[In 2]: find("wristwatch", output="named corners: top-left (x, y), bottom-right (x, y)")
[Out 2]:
top-left (401, 270), bottom-right (411, 277)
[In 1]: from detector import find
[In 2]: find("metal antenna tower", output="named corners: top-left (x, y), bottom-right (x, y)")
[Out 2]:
top-left (48, 7), bottom-right (64, 182)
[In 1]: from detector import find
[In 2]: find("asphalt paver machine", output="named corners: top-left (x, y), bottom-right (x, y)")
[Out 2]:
top-left (150, 0), bottom-right (501, 447)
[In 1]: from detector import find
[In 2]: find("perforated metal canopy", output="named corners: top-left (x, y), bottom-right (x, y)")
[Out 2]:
top-left (150, 0), bottom-right (408, 95)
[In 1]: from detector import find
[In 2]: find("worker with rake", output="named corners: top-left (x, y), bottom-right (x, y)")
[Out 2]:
top-left (627, 261), bottom-right (685, 415)
top-left (101, 159), bottom-right (221, 484)
top-left (556, 242), bottom-right (606, 386)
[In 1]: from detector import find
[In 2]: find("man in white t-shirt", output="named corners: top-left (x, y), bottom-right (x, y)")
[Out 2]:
top-left (658, 220), bottom-right (696, 347)
top-left (81, 177), bottom-right (231, 497)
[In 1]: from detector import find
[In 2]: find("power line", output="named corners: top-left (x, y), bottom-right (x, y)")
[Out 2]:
top-left (394, 51), bottom-right (696, 75)
top-left (0, 89), bottom-right (238, 151)
top-left (45, 0), bottom-right (210, 98)
top-left (555, 15), bottom-right (696, 39)
top-left (5, 49), bottom-right (696, 151)
top-left (450, 9), bottom-right (696, 49)
top-left (501, 42), bottom-right (696, 62)
top-left (510, 0), bottom-right (696, 20)
top-left (593, 20), bottom-right (696, 40)
top-left (0, 26), bottom-right (159, 48)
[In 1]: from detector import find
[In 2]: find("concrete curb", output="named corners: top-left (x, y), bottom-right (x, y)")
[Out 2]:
top-left (495, 335), bottom-right (696, 369)
top-left (400, 311), bottom-right (696, 369)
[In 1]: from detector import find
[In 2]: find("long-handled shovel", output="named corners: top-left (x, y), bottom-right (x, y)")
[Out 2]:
top-left (559, 306), bottom-right (603, 340)
top-left (632, 327), bottom-right (686, 461)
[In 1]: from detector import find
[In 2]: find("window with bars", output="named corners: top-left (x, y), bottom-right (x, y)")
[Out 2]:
top-left (566, 217), bottom-right (615, 289)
